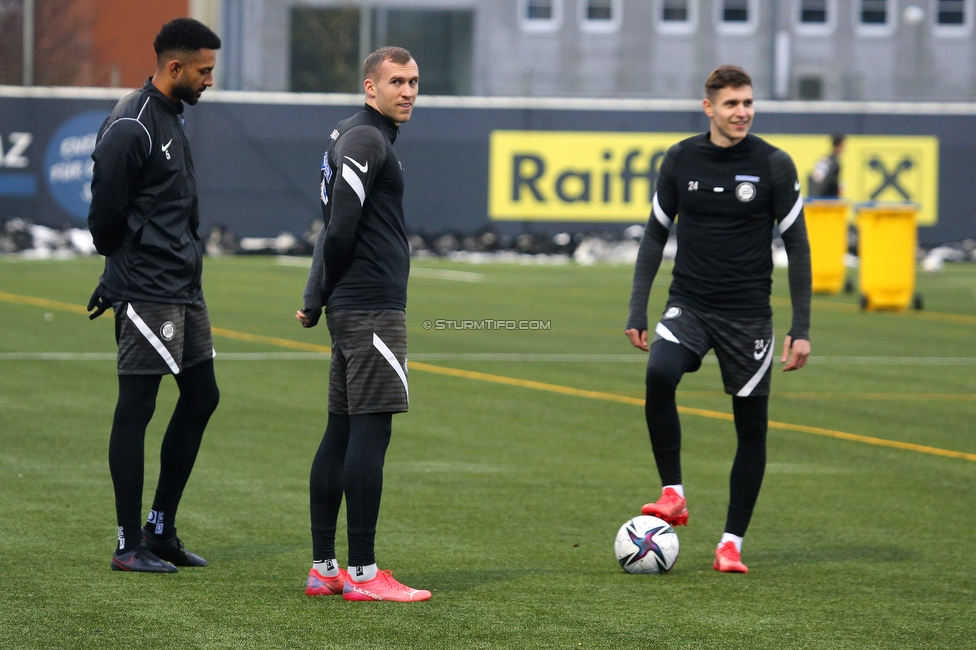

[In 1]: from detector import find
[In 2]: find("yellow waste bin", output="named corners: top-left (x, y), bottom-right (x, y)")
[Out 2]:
top-left (855, 203), bottom-right (921, 311)
top-left (804, 199), bottom-right (851, 294)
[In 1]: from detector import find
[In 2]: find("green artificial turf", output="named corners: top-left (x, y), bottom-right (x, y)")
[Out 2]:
top-left (0, 255), bottom-right (974, 649)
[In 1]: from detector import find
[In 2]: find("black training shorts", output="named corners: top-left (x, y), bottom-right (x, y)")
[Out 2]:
top-left (651, 302), bottom-right (774, 397)
top-left (114, 300), bottom-right (214, 376)
top-left (326, 309), bottom-right (409, 415)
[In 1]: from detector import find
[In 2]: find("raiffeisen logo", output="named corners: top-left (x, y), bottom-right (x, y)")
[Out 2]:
top-left (489, 131), bottom-right (682, 222)
top-left (488, 131), bottom-right (940, 225)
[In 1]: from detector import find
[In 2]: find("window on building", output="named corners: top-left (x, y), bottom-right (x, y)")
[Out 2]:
top-left (585, 0), bottom-right (613, 21)
top-left (937, 0), bottom-right (965, 24)
top-left (290, 7), bottom-right (362, 93)
top-left (290, 7), bottom-right (473, 95)
top-left (657, 0), bottom-right (697, 33)
top-left (662, 0), bottom-right (689, 21)
top-left (798, 76), bottom-right (823, 99)
top-left (722, 0), bottom-right (749, 22)
top-left (800, 0), bottom-right (828, 22)
top-left (860, 0), bottom-right (888, 24)
top-left (376, 9), bottom-right (473, 95)
top-left (520, 0), bottom-right (562, 31)
top-left (526, 0), bottom-right (554, 20)
top-left (579, 0), bottom-right (620, 31)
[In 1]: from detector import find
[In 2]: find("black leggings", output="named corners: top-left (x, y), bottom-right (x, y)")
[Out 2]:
top-left (109, 360), bottom-right (219, 543)
top-left (645, 340), bottom-right (768, 537)
top-left (310, 412), bottom-right (393, 567)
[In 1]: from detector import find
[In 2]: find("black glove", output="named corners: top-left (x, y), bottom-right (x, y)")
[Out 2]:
top-left (87, 287), bottom-right (112, 320)
top-left (301, 307), bottom-right (322, 328)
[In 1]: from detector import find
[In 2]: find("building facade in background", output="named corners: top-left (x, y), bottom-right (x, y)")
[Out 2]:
top-left (1, 0), bottom-right (973, 102)
top-left (0, 0), bottom-right (218, 87)
top-left (220, 0), bottom-right (976, 101)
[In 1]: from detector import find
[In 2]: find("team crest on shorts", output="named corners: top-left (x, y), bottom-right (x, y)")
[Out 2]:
top-left (159, 321), bottom-right (176, 341)
top-left (663, 307), bottom-right (682, 319)
top-left (735, 182), bottom-right (756, 202)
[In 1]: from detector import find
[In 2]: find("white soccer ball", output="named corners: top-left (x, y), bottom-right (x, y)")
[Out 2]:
top-left (614, 515), bottom-right (680, 574)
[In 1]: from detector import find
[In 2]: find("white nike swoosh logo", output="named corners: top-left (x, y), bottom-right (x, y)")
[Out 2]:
top-left (162, 139), bottom-right (173, 152)
top-left (344, 156), bottom-right (368, 173)
top-left (754, 341), bottom-right (771, 361)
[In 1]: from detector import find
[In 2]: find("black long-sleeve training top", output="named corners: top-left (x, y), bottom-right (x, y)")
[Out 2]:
top-left (87, 79), bottom-right (203, 304)
top-left (304, 105), bottom-right (410, 314)
top-left (627, 132), bottom-right (812, 341)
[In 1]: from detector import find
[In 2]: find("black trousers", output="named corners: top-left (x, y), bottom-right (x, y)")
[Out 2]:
top-left (644, 340), bottom-right (768, 537)
top-left (109, 359), bottom-right (219, 549)
top-left (309, 411), bottom-right (392, 567)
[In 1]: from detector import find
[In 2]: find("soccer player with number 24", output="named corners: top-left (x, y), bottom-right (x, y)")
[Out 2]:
top-left (626, 65), bottom-right (812, 573)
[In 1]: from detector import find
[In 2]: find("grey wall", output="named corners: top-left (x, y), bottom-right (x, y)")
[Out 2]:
top-left (222, 0), bottom-right (976, 102)
top-left (1, 90), bottom-right (974, 245)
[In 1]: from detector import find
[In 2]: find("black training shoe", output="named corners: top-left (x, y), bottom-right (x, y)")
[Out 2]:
top-left (111, 547), bottom-right (178, 573)
top-left (142, 528), bottom-right (208, 567)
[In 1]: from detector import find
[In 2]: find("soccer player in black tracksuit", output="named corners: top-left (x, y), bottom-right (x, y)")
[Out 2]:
top-left (86, 19), bottom-right (221, 573)
top-left (626, 66), bottom-right (812, 573)
top-left (296, 47), bottom-right (430, 602)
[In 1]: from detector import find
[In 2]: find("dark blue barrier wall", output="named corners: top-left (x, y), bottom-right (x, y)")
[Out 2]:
top-left (1, 88), bottom-right (974, 246)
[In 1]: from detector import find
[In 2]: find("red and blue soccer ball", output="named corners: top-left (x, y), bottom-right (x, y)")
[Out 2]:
top-left (614, 515), bottom-right (680, 574)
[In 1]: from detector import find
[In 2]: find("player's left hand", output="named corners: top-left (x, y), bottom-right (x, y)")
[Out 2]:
top-left (781, 335), bottom-right (810, 371)
top-left (87, 287), bottom-right (112, 320)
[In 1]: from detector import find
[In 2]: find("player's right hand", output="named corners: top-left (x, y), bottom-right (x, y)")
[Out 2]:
top-left (625, 328), bottom-right (648, 351)
top-left (781, 335), bottom-right (810, 371)
top-left (296, 307), bottom-right (321, 328)
top-left (87, 287), bottom-right (112, 320)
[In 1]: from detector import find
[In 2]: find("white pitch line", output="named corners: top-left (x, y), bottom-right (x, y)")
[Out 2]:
top-left (0, 352), bottom-right (119, 360)
top-left (218, 352), bottom-right (331, 360)
top-left (0, 352), bottom-right (329, 360)
top-left (409, 267), bottom-right (485, 282)
top-left (408, 354), bottom-right (976, 365)
top-left (806, 356), bottom-right (976, 366)
top-left (411, 353), bottom-right (645, 362)
top-left (275, 257), bottom-right (484, 282)
top-left (275, 256), bottom-right (312, 268)
top-left (2, 352), bottom-right (976, 365)
top-left (275, 255), bottom-right (485, 282)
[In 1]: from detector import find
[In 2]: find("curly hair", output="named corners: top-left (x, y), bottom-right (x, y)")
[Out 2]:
top-left (154, 18), bottom-right (221, 59)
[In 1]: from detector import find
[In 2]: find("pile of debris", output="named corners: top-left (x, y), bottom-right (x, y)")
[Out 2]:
top-left (0, 219), bottom-right (96, 259)
top-left (208, 222), bottom-right (660, 265)
top-left (407, 225), bottom-right (668, 265)
top-left (920, 240), bottom-right (976, 272)
top-left (4, 217), bottom-right (975, 271)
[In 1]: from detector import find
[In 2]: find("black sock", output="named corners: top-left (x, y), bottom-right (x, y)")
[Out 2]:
top-left (311, 412), bottom-right (350, 562)
top-left (645, 341), bottom-right (700, 486)
top-left (725, 395), bottom-right (769, 536)
top-left (116, 525), bottom-right (145, 555)
top-left (109, 374), bottom-right (161, 552)
top-left (148, 360), bottom-right (219, 538)
top-left (344, 413), bottom-right (393, 567)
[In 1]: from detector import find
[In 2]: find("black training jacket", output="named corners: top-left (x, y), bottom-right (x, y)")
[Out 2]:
top-left (303, 105), bottom-right (410, 313)
top-left (87, 79), bottom-right (203, 304)
top-left (628, 132), bottom-right (812, 340)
